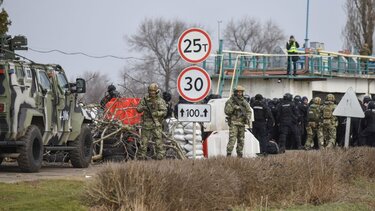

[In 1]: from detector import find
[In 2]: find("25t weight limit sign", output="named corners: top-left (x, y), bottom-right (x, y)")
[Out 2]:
top-left (178, 28), bottom-right (212, 64)
top-left (177, 66), bottom-right (211, 103)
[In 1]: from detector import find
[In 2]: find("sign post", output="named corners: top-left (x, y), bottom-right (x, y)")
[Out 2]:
top-left (333, 87), bottom-right (365, 148)
top-left (177, 28), bottom-right (212, 159)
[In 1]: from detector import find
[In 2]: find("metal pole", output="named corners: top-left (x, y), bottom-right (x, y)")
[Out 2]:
top-left (304, 0), bottom-right (310, 49)
top-left (193, 122), bottom-right (196, 159)
top-left (344, 117), bottom-right (351, 148)
top-left (217, 20), bottom-right (222, 48)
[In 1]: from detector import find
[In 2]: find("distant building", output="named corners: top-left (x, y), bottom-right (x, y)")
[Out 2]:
top-left (310, 42), bottom-right (325, 50)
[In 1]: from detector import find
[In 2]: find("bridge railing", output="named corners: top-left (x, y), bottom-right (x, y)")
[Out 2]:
top-left (202, 50), bottom-right (375, 77)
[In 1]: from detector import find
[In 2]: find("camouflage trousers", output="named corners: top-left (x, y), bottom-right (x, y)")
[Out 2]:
top-left (139, 127), bottom-right (165, 160)
top-left (227, 124), bottom-right (245, 157)
top-left (305, 122), bottom-right (323, 149)
top-left (320, 123), bottom-right (337, 148)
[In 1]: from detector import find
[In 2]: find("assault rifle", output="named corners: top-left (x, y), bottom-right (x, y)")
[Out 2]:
top-left (143, 97), bottom-right (157, 125)
top-left (232, 97), bottom-right (251, 125)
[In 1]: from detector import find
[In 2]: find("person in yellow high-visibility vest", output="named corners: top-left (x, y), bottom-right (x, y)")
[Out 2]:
top-left (286, 35), bottom-right (300, 75)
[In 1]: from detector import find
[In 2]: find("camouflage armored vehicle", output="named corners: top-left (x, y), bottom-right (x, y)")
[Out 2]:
top-left (0, 35), bottom-right (93, 172)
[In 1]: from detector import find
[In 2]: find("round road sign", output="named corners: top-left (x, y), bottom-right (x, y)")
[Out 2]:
top-left (177, 66), bottom-right (211, 103)
top-left (178, 28), bottom-right (212, 64)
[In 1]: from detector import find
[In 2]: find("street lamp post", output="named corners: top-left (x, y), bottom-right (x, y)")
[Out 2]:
top-left (217, 20), bottom-right (222, 47)
top-left (304, 0), bottom-right (310, 49)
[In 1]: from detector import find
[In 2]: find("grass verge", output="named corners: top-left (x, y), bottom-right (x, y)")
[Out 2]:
top-left (0, 180), bottom-right (87, 211)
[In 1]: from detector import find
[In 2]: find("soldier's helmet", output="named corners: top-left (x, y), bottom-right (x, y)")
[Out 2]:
top-left (313, 97), bottom-right (321, 105)
top-left (148, 83), bottom-right (159, 97)
top-left (363, 96), bottom-right (371, 104)
top-left (368, 101), bottom-right (375, 109)
top-left (294, 95), bottom-right (301, 103)
top-left (255, 94), bottom-right (263, 101)
top-left (326, 94), bottom-right (335, 102)
top-left (107, 84), bottom-right (116, 92)
top-left (234, 85), bottom-right (245, 92)
top-left (283, 93), bottom-right (293, 101)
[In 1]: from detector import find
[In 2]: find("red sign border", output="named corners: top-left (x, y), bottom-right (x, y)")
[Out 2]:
top-left (178, 28), bottom-right (212, 64)
top-left (177, 66), bottom-right (211, 103)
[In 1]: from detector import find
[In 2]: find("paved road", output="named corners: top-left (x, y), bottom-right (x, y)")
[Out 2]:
top-left (0, 161), bottom-right (102, 183)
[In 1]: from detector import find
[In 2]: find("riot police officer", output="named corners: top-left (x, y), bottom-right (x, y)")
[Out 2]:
top-left (224, 85), bottom-right (252, 157)
top-left (251, 94), bottom-right (274, 155)
top-left (276, 93), bottom-right (302, 153)
top-left (359, 101), bottom-right (375, 147)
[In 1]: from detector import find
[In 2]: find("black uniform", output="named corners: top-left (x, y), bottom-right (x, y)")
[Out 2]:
top-left (276, 98), bottom-right (302, 152)
top-left (251, 99), bottom-right (275, 154)
top-left (359, 106), bottom-right (375, 147)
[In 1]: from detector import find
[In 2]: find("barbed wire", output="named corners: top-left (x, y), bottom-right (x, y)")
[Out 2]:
top-left (29, 47), bottom-right (152, 61)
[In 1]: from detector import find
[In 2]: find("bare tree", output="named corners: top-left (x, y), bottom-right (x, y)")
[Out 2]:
top-left (260, 20), bottom-right (286, 53)
top-left (79, 71), bottom-right (110, 104)
top-left (127, 18), bottom-right (187, 92)
top-left (342, 0), bottom-right (375, 52)
top-left (224, 17), bottom-right (285, 53)
top-left (224, 17), bottom-right (261, 52)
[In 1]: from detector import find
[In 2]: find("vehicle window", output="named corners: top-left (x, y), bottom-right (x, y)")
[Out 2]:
top-left (15, 66), bottom-right (25, 78)
top-left (38, 71), bottom-right (51, 91)
top-left (25, 68), bottom-right (32, 78)
top-left (56, 72), bottom-right (69, 92)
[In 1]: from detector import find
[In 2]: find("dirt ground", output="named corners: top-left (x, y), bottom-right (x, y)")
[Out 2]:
top-left (0, 161), bottom-right (103, 183)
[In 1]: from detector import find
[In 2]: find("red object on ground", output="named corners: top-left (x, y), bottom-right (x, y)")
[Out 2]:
top-left (105, 98), bottom-right (142, 125)
top-left (202, 138), bottom-right (208, 158)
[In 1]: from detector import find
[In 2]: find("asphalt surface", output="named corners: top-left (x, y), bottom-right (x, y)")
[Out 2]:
top-left (0, 161), bottom-right (102, 183)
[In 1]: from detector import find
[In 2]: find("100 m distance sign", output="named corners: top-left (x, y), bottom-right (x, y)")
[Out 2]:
top-left (177, 66), bottom-right (211, 103)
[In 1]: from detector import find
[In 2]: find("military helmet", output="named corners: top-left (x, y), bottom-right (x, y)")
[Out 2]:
top-left (368, 101), bottom-right (375, 109)
top-left (326, 94), bottom-right (335, 102)
top-left (234, 85), bottom-right (245, 92)
top-left (255, 94), bottom-right (263, 101)
top-left (107, 84), bottom-right (116, 92)
top-left (283, 93), bottom-right (293, 101)
top-left (148, 83), bottom-right (159, 97)
top-left (148, 83), bottom-right (159, 92)
top-left (363, 96), bottom-right (371, 104)
top-left (294, 95), bottom-right (301, 102)
top-left (313, 97), bottom-right (321, 105)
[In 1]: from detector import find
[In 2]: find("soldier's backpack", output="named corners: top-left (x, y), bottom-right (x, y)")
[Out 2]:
top-left (308, 105), bottom-right (320, 122)
top-left (266, 140), bottom-right (279, 154)
top-left (322, 105), bottom-right (333, 119)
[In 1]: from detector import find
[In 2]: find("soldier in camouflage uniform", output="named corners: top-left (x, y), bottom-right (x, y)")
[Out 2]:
top-left (136, 83), bottom-right (167, 160)
top-left (224, 85), bottom-right (252, 157)
top-left (319, 94), bottom-right (337, 148)
top-left (304, 97), bottom-right (323, 149)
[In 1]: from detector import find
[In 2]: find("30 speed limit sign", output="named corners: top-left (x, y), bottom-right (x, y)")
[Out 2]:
top-left (177, 66), bottom-right (211, 103)
top-left (178, 28), bottom-right (212, 64)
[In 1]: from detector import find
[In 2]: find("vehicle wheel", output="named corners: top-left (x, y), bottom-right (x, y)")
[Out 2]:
top-left (69, 124), bottom-right (93, 168)
top-left (0, 157), bottom-right (3, 165)
top-left (17, 125), bottom-right (44, 173)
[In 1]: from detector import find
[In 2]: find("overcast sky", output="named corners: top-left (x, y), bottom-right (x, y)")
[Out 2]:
top-left (3, 0), bottom-right (346, 82)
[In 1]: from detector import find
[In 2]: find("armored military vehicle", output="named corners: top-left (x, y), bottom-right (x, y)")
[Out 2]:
top-left (0, 35), bottom-right (93, 172)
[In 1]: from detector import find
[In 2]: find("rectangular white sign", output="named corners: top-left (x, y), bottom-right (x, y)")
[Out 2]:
top-left (177, 104), bottom-right (211, 122)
